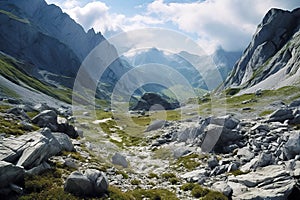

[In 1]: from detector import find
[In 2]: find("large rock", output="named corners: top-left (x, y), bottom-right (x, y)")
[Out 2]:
top-left (7, 107), bottom-right (30, 121)
top-left (32, 110), bottom-right (58, 130)
top-left (228, 165), bottom-right (296, 199)
top-left (131, 93), bottom-right (179, 111)
top-left (64, 170), bottom-right (108, 197)
top-left (111, 152), bottom-right (128, 168)
top-left (284, 132), bottom-right (300, 160)
top-left (0, 161), bottom-right (24, 194)
top-left (52, 132), bottom-right (74, 152)
top-left (64, 171), bottom-right (93, 196)
top-left (15, 128), bottom-right (61, 169)
top-left (84, 169), bottom-right (108, 195)
top-left (145, 120), bottom-right (165, 132)
top-left (268, 108), bottom-right (294, 123)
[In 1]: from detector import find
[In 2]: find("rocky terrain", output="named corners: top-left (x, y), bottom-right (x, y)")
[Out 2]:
top-left (0, 1), bottom-right (300, 200)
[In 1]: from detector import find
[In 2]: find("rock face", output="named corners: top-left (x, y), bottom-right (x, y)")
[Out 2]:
top-left (284, 132), bottom-right (300, 160)
top-left (64, 169), bottom-right (108, 197)
top-left (228, 165), bottom-right (296, 199)
top-left (0, 128), bottom-right (63, 169)
top-left (223, 8), bottom-right (300, 92)
top-left (132, 93), bottom-right (180, 111)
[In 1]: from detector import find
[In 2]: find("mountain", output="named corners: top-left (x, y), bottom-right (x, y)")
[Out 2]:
top-left (223, 8), bottom-right (300, 93)
top-left (125, 47), bottom-right (241, 91)
top-left (0, 0), bottom-right (131, 98)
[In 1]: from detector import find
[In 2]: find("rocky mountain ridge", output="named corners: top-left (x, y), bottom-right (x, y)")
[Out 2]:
top-left (223, 8), bottom-right (300, 93)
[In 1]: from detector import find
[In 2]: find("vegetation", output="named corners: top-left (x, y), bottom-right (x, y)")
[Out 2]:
top-left (174, 153), bottom-right (208, 171)
top-left (0, 115), bottom-right (28, 135)
top-left (0, 9), bottom-right (30, 24)
top-left (230, 169), bottom-right (250, 176)
top-left (180, 183), bottom-right (196, 191)
top-left (0, 56), bottom-right (77, 103)
top-left (130, 179), bottom-right (141, 185)
top-left (128, 189), bottom-right (179, 200)
top-left (191, 184), bottom-right (209, 198)
top-left (259, 109), bottom-right (274, 117)
top-left (20, 169), bottom-right (77, 200)
top-left (148, 172), bottom-right (159, 179)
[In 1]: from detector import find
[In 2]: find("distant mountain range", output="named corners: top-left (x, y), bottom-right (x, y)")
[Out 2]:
top-left (124, 47), bottom-right (241, 90)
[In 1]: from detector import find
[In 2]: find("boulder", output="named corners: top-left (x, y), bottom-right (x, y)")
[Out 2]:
top-left (145, 120), bottom-right (165, 132)
top-left (32, 110), bottom-right (58, 130)
top-left (207, 156), bottom-right (219, 169)
top-left (112, 153), bottom-right (128, 168)
top-left (210, 115), bottom-right (240, 129)
top-left (57, 123), bottom-right (79, 139)
top-left (26, 161), bottom-right (51, 175)
top-left (84, 169), bottom-right (108, 195)
top-left (228, 165), bottom-right (296, 199)
top-left (236, 147), bottom-right (255, 163)
top-left (7, 107), bottom-right (30, 120)
top-left (16, 128), bottom-right (62, 169)
top-left (52, 132), bottom-right (75, 152)
top-left (64, 171), bottom-right (93, 196)
top-left (212, 181), bottom-right (233, 197)
top-left (131, 93), bottom-right (179, 111)
top-left (268, 108), bottom-right (294, 123)
top-left (0, 161), bottom-right (24, 191)
top-left (284, 132), bottom-right (300, 160)
top-left (289, 99), bottom-right (300, 107)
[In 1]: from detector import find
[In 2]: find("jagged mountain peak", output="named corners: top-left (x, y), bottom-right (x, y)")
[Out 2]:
top-left (223, 7), bottom-right (300, 92)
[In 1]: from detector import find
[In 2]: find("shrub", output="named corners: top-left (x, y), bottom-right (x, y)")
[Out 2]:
top-left (180, 183), bottom-right (196, 191)
top-left (191, 185), bottom-right (209, 198)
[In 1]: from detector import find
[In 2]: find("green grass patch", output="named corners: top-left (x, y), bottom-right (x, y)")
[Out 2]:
top-left (259, 109), bottom-right (274, 117)
top-left (181, 183), bottom-right (196, 191)
top-left (174, 153), bottom-right (208, 171)
top-left (0, 9), bottom-right (30, 24)
top-left (148, 172), bottom-right (159, 179)
top-left (20, 169), bottom-right (78, 200)
top-left (0, 55), bottom-right (77, 103)
top-left (230, 169), bottom-right (249, 176)
top-left (130, 179), bottom-right (141, 185)
top-left (0, 115), bottom-right (27, 135)
top-left (128, 189), bottom-right (179, 200)
top-left (116, 170), bottom-right (129, 179)
top-left (225, 88), bottom-right (241, 96)
top-left (191, 185), bottom-right (209, 198)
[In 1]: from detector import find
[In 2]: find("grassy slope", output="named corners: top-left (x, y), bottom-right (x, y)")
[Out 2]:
top-left (0, 54), bottom-right (76, 103)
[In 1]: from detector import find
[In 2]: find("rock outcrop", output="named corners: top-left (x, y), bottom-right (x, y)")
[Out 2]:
top-left (131, 92), bottom-right (180, 111)
top-left (223, 8), bottom-right (300, 92)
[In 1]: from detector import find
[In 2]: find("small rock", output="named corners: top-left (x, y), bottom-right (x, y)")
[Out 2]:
top-left (112, 153), bottom-right (128, 168)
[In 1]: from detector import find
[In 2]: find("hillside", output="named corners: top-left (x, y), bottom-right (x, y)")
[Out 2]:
top-left (1, 2), bottom-right (300, 200)
top-left (223, 8), bottom-right (300, 93)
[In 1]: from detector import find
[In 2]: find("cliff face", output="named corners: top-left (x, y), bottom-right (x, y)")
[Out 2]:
top-left (224, 8), bottom-right (300, 92)
top-left (0, 0), bottom-right (131, 91)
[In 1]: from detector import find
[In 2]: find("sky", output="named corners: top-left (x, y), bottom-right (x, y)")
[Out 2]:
top-left (45, 0), bottom-right (299, 53)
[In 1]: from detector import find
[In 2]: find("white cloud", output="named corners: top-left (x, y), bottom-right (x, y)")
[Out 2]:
top-left (147, 0), bottom-right (299, 52)
top-left (46, 0), bottom-right (299, 53)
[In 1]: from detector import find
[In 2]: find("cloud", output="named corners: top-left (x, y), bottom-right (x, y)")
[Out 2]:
top-left (147, 0), bottom-right (299, 52)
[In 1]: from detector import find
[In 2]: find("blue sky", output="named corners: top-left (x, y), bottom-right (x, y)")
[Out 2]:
top-left (45, 0), bottom-right (299, 53)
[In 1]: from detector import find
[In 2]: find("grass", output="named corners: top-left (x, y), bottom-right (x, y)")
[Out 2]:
top-left (181, 183), bottom-right (196, 191)
top-left (0, 115), bottom-right (28, 135)
top-left (0, 55), bottom-right (82, 104)
top-left (0, 84), bottom-right (20, 98)
top-left (116, 170), bottom-right (129, 179)
top-left (108, 186), bottom-right (179, 200)
top-left (259, 109), bottom-right (274, 117)
top-left (174, 153), bottom-right (208, 171)
top-left (130, 179), bottom-right (141, 185)
top-left (0, 9), bottom-right (30, 24)
top-left (152, 147), bottom-right (173, 160)
top-left (229, 169), bottom-right (249, 176)
top-left (20, 169), bottom-right (78, 200)
top-left (148, 172), bottom-right (159, 179)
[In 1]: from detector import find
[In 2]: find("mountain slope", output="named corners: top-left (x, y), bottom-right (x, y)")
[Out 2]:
top-left (223, 8), bottom-right (300, 93)
top-left (125, 47), bottom-right (241, 91)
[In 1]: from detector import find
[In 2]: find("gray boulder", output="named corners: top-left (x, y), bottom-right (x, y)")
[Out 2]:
top-left (268, 108), bottom-right (294, 123)
top-left (212, 181), bottom-right (233, 197)
top-left (16, 128), bottom-right (62, 169)
top-left (52, 132), bottom-right (74, 152)
top-left (26, 161), bottom-right (51, 175)
top-left (284, 132), bottom-right (300, 160)
top-left (0, 161), bottom-right (24, 190)
top-left (112, 152), bottom-right (128, 168)
top-left (7, 107), bottom-right (30, 120)
top-left (236, 147), bottom-right (255, 163)
top-left (84, 169), bottom-right (108, 195)
top-left (207, 156), bottom-right (219, 169)
top-left (145, 120), bottom-right (165, 132)
top-left (32, 110), bottom-right (58, 130)
top-left (228, 165), bottom-right (296, 199)
top-left (211, 115), bottom-right (240, 129)
top-left (289, 99), bottom-right (300, 107)
top-left (64, 171), bottom-right (93, 196)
